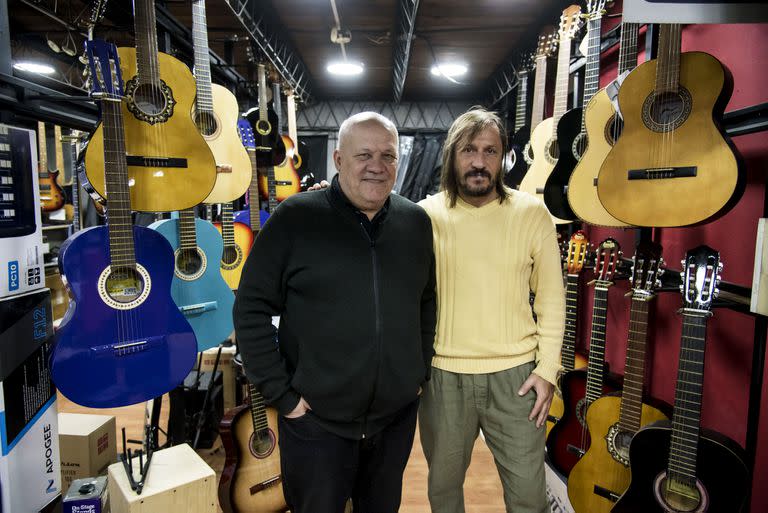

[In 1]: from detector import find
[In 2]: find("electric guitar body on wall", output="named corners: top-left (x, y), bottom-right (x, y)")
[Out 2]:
top-left (83, 0), bottom-right (217, 212)
top-left (613, 246), bottom-right (748, 513)
top-left (36, 122), bottom-right (65, 212)
top-left (597, 24), bottom-right (742, 227)
top-left (52, 41), bottom-right (197, 408)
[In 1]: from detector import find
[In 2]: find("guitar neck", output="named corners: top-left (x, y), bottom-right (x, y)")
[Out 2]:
top-left (552, 34), bottom-right (573, 133)
top-left (530, 55), bottom-right (548, 130)
top-left (191, 0), bottom-right (214, 114)
top-left (514, 74), bottom-right (528, 132)
top-left (267, 166), bottom-right (278, 213)
top-left (580, 15), bottom-right (604, 132)
top-left (287, 93), bottom-right (298, 144)
top-left (134, 0), bottom-right (161, 85)
top-left (667, 311), bottom-right (708, 489)
top-left (101, 99), bottom-right (137, 267)
top-left (272, 82), bottom-right (283, 134)
top-left (37, 121), bottom-right (48, 174)
top-left (585, 283), bottom-right (610, 404)
top-left (221, 202), bottom-right (235, 246)
top-left (69, 139), bottom-right (81, 232)
top-left (54, 125), bottom-right (64, 172)
top-left (656, 24), bottom-right (683, 94)
top-left (247, 151), bottom-right (262, 232)
top-left (257, 64), bottom-right (268, 123)
top-left (248, 384), bottom-right (271, 437)
top-left (561, 274), bottom-right (580, 371)
top-left (178, 209), bottom-right (198, 250)
top-left (617, 22), bottom-right (640, 75)
top-left (618, 293), bottom-right (652, 432)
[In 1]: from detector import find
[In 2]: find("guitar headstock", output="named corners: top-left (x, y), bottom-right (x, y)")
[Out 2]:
top-left (565, 230), bottom-right (589, 275)
top-left (593, 238), bottom-right (621, 286)
top-left (559, 4), bottom-right (583, 42)
top-left (517, 52), bottom-right (535, 76)
top-left (586, 0), bottom-right (608, 19)
top-left (630, 240), bottom-right (664, 298)
top-left (535, 27), bottom-right (558, 60)
top-left (85, 39), bottom-right (123, 98)
top-left (680, 245), bottom-right (722, 312)
top-left (237, 119), bottom-right (256, 150)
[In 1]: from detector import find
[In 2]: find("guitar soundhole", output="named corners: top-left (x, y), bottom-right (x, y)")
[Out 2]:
top-left (605, 423), bottom-right (631, 467)
top-left (545, 138), bottom-right (559, 165)
top-left (125, 77), bottom-right (176, 124)
top-left (176, 248), bottom-right (204, 279)
top-left (642, 88), bottom-right (692, 133)
top-left (133, 84), bottom-right (167, 116)
top-left (249, 429), bottom-right (276, 459)
top-left (604, 114), bottom-right (624, 146)
top-left (571, 132), bottom-right (587, 161)
top-left (653, 472), bottom-right (708, 513)
top-left (221, 245), bottom-right (242, 269)
top-left (195, 111), bottom-right (219, 137)
top-left (523, 142), bottom-right (534, 165)
top-left (105, 267), bottom-right (145, 303)
top-left (575, 398), bottom-right (587, 428)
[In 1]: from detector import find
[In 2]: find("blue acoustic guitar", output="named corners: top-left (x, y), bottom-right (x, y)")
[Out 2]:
top-left (234, 119), bottom-right (270, 232)
top-left (149, 210), bottom-right (235, 351)
top-left (52, 40), bottom-right (197, 408)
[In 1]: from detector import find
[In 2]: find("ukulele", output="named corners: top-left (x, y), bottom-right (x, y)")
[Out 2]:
top-left (518, 5), bottom-right (581, 224)
top-left (190, 0), bottom-right (252, 204)
top-left (567, 240), bottom-right (669, 512)
top-left (567, 21), bottom-right (640, 227)
top-left (547, 230), bottom-right (589, 438)
top-left (597, 24), bottom-right (742, 227)
top-left (52, 40), bottom-right (197, 408)
top-left (36, 122), bottom-right (65, 212)
top-left (259, 77), bottom-right (300, 203)
top-left (546, 238), bottom-right (622, 476)
top-left (245, 63), bottom-right (286, 169)
top-left (83, 0), bottom-right (217, 212)
top-left (214, 202), bottom-right (253, 290)
top-left (543, 0), bottom-right (606, 221)
top-left (219, 384), bottom-right (288, 513)
top-left (613, 246), bottom-right (748, 512)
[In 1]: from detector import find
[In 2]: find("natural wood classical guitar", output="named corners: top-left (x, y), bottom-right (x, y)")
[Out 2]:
top-left (219, 384), bottom-right (288, 513)
top-left (518, 5), bottom-right (581, 225)
top-left (567, 240), bottom-right (668, 512)
top-left (190, 0), bottom-right (252, 204)
top-left (520, 29), bottom-right (557, 174)
top-left (36, 122), bottom-right (65, 212)
top-left (613, 246), bottom-right (748, 512)
top-left (546, 238), bottom-right (622, 476)
top-left (547, 230), bottom-right (589, 438)
top-left (597, 24), bottom-right (742, 227)
top-left (83, 0), bottom-right (217, 212)
top-left (567, 22), bottom-right (640, 227)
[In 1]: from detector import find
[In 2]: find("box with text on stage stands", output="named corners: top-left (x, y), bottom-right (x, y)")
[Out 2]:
top-left (58, 413), bottom-right (117, 494)
top-left (0, 288), bottom-right (61, 513)
top-left (545, 459), bottom-right (574, 513)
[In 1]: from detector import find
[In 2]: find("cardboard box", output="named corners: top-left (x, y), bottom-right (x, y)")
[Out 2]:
top-left (59, 413), bottom-right (117, 493)
top-left (0, 124), bottom-right (44, 300)
top-left (200, 344), bottom-right (237, 410)
top-left (108, 443), bottom-right (216, 513)
top-left (0, 288), bottom-right (60, 513)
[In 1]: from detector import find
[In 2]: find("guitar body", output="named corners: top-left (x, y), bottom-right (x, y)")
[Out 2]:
top-left (568, 89), bottom-right (631, 227)
top-left (197, 84), bottom-right (253, 204)
top-left (545, 368), bottom-right (621, 476)
top-left (51, 225), bottom-right (197, 408)
top-left (219, 404), bottom-right (288, 513)
top-left (149, 217), bottom-right (235, 351)
top-left (567, 395), bottom-right (668, 513)
top-left (234, 208), bottom-right (270, 229)
top-left (258, 135), bottom-right (300, 202)
top-left (504, 125), bottom-right (530, 189)
top-left (543, 108), bottom-right (582, 221)
top-left (83, 47), bottom-right (217, 212)
top-left (39, 171), bottom-right (65, 211)
top-left (214, 220), bottom-right (253, 290)
top-left (597, 52), bottom-right (741, 227)
top-left (613, 422), bottom-right (748, 513)
top-left (546, 352), bottom-right (587, 438)
top-left (246, 107), bottom-right (286, 169)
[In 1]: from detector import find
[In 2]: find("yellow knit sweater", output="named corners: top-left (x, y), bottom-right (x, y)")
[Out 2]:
top-left (418, 189), bottom-right (565, 385)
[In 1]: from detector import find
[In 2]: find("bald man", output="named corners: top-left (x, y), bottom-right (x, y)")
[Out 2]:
top-left (234, 112), bottom-right (437, 513)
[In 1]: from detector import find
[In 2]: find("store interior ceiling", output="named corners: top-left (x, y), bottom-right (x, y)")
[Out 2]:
top-left (6, 0), bottom-right (571, 107)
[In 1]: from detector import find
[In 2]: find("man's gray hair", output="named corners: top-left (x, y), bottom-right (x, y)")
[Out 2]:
top-left (337, 112), bottom-right (399, 150)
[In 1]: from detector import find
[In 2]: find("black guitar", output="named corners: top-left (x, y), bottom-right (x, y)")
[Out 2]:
top-left (543, 0), bottom-right (606, 221)
top-left (504, 53), bottom-right (533, 189)
top-left (613, 246), bottom-right (748, 513)
top-left (245, 63), bottom-right (286, 168)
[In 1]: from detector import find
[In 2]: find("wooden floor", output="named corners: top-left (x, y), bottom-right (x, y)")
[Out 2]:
top-left (57, 392), bottom-right (507, 512)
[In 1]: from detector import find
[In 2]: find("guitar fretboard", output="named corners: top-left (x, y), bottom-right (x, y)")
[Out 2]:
top-left (37, 121), bottom-right (48, 175)
top-left (530, 55), bottom-right (548, 130)
top-left (618, 293), bottom-right (651, 433)
top-left (220, 202), bottom-right (235, 247)
top-left (178, 209), bottom-right (198, 250)
top-left (191, 0), bottom-right (214, 114)
top-left (247, 150), bottom-right (262, 233)
top-left (248, 384), bottom-right (270, 436)
top-left (257, 64), bottom-right (268, 123)
top-left (655, 24), bottom-right (683, 94)
top-left (514, 73), bottom-right (529, 133)
top-left (617, 23), bottom-right (640, 75)
top-left (561, 274), bottom-right (580, 371)
top-left (580, 15), bottom-right (604, 132)
top-left (552, 30), bottom-right (574, 136)
top-left (585, 283), bottom-right (610, 404)
top-left (134, 0), bottom-right (162, 86)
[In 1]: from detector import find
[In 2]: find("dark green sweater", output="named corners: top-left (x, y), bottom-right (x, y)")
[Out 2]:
top-left (233, 184), bottom-right (436, 439)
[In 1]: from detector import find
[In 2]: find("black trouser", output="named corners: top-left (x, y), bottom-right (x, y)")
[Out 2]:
top-left (278, 400), bottom-right (419, 513)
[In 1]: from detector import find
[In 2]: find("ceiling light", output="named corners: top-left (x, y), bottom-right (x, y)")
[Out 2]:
top-left (431, 63), bottom-right (468, 78)
top-left (13, 62), bottom-right (56, 75)
top-left (327, 61), bottom-right (364, 76)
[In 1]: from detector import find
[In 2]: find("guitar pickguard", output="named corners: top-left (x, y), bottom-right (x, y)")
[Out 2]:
top-left (605, 423), bottom-right (632, 467)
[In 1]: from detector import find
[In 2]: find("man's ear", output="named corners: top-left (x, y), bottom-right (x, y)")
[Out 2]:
top-left (333, 149), bottom-right (342, 171)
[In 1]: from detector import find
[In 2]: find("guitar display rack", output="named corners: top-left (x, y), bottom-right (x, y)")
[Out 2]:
top-left (119, 400), bottom-right (161, 496)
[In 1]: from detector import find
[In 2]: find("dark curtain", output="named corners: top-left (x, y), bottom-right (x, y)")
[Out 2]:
top-left (297, 135), bottom-right (328, 187)
top-left (399, 133), bottom-right (446, 202)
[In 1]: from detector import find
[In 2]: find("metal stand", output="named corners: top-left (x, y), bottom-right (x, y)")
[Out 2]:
top-left (119, 395), bottom-right (163, 495)
top-left (192, 344), bottom-right (223, 449)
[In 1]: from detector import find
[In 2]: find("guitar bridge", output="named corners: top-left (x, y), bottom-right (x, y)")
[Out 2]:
top-left (566, 444), bottom-right (586, 458)
top-left (593, 485), bottom-right (621, 502)
top-left (178, 301), bottom-right (218, 316)
top-left (627, 166), bottom-right (697, 180)
top-left (125, 156), bottom-right (188, 168)
top-left (91, 335), bottom-right (166, 357)
top-left (249, 476), bottom-right (281, 495)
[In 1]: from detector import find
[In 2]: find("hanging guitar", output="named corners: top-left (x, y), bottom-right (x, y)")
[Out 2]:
top-left (36, 122), bottom-right (65, 212)
top-left (258, 74), bottom-right (300, 203)
top-left (543, 0), bottom-right (606, 221)
top-left (245, 63), bottom-right (286, 169)
top-left (52, 40), bottom-right (197, 408)
top-left (546, 238), bottom-right (622, 476)
top-left (234, 120), bottom-right (270, 231)
top-left (597, 24), bottom-right (742, 227)
top-left (547, 230), bottom-right (589, 438)
top-left (613, 246), bottom-right (748, 512)
top-left (285, 88), bottom-right (313, 190)
top-left (503, 52), bottom-right (534, 189)
top-left (82, 0), bottom-right (217, 212)
top-left (190, 0), bottom-right (252, 204)
top-left (567, 240), bottom-right (669, 512)
top-left (219, 384), bottom-right (288, 513)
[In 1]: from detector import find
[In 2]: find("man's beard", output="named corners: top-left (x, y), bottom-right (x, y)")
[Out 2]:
top-left (459, 169), bottom-right (496, 197)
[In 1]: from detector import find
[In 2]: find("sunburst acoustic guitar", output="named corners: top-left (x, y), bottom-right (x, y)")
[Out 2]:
top-left (214, 202), bottom-right (253, 290)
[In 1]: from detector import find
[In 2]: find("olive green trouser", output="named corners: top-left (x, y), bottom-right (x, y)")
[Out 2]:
top-left (419, 363), bottom-right (547, 513)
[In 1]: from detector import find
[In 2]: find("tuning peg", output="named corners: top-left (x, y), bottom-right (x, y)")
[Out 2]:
top-left (714, 287), bottom-right (720, 297)
top-left (718, 262), bottom-right (724, 272)
top-left (680, 259), bottom-right (685, 267)
top-left (679, 283), bottom-right (684, 292)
